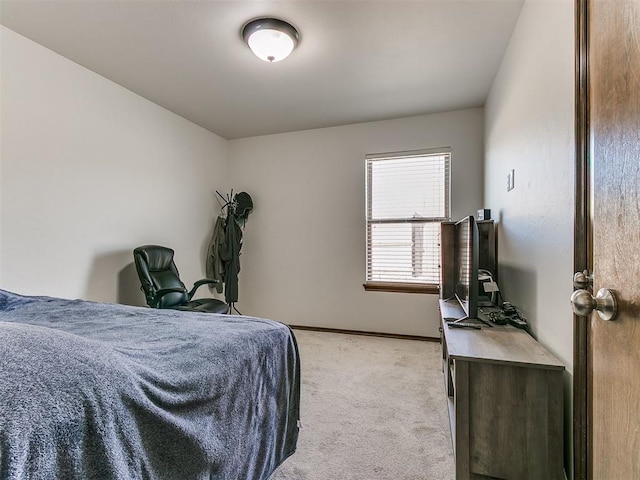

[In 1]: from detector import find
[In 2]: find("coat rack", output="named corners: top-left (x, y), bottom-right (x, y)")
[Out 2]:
top-left (208, 190), bottom-right (253, 315)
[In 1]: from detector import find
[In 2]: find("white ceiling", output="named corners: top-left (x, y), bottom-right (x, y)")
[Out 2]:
top-left (0, 0), bottom-right (524, 140)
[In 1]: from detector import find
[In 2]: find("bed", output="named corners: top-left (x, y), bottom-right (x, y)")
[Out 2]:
top-left (0, 289), bottom-right (300, 480)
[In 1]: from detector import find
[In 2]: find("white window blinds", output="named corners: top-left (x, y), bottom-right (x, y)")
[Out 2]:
top-left (365, 149), bottom-right (451, 287)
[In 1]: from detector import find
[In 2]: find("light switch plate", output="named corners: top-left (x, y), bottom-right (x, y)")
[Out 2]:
top-left (507, 169), bottom-right (515, 191)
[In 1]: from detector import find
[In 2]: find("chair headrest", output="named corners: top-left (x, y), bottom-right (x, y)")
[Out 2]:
top-left (134, 245), bottom-right (175, 271)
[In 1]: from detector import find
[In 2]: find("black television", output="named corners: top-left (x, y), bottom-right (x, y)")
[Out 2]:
top-left (453, 215), bottom-right (479, 320)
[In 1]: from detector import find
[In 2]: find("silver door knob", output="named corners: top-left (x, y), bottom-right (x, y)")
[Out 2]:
top-left (570, 288), bottom-right (618, 321)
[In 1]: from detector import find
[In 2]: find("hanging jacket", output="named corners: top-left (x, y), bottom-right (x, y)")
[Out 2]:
top-left (220, 215), bottom-right (243, 304)
top-left (206, 216), bottom-right (226, 293)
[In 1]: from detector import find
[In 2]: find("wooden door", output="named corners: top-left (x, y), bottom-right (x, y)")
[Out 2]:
top-left (579, 0), bottom-right (640, 477)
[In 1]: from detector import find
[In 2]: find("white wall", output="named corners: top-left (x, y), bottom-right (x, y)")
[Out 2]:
top-left (0, 27), bottom-right (229, 303)
top-left (229, 109), bottom-right (484, 337)
top-left (484, 0), bottom-right (574, 474)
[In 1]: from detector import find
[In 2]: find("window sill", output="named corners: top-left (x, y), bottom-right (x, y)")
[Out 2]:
top-left (363, 282), bottom-right (439, 294)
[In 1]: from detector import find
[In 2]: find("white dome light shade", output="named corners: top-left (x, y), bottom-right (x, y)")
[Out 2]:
top-left (247, 29), bottom-right (294, 62)
top-left (242, 18), bottom-right (299, 63)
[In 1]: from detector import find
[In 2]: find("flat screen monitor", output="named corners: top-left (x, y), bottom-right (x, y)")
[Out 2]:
top-left (454, 215), bottom-right (479, 320)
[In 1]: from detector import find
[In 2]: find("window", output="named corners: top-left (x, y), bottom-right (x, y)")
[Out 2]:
top-left (365, 148), bottom-right (451, 293)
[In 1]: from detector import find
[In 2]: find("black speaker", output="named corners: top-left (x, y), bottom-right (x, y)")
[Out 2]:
top-left (477, 208), bottom-right (491, 221)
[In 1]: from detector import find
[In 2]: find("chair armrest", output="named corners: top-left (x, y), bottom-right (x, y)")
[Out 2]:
top-left (188, 278), bottom-right (221, 300)
top-left (150, 287), bottom-right (188, 307)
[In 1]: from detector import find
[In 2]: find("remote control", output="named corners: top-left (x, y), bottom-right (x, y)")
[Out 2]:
top-left (448, 322), bottom-right (481, 330)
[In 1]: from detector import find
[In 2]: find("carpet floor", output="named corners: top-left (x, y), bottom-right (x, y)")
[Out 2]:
top-left (270, 329), bottom-right (455, 480)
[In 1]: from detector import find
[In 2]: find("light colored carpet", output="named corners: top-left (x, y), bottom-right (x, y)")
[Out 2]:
top-left (270, 329), bottom-right (455, 480)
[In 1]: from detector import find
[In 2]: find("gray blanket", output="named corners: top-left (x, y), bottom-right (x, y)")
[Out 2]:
top-left (0, 289), bottom-right (299, 480)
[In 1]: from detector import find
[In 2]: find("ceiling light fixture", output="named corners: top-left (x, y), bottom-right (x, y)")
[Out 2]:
top-left (242, 17), bottom-right (299, 63)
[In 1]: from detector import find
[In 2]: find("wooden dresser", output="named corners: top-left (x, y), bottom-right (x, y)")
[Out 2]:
top-left (439, 299), bottom-right (565, 480)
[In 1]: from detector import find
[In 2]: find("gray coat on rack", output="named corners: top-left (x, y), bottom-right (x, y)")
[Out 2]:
top-left (206, 215), bottom-right (226, 294)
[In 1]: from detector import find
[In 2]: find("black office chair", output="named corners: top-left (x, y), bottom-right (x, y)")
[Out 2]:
top-left (133, 245), bottom-right (229, 314)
